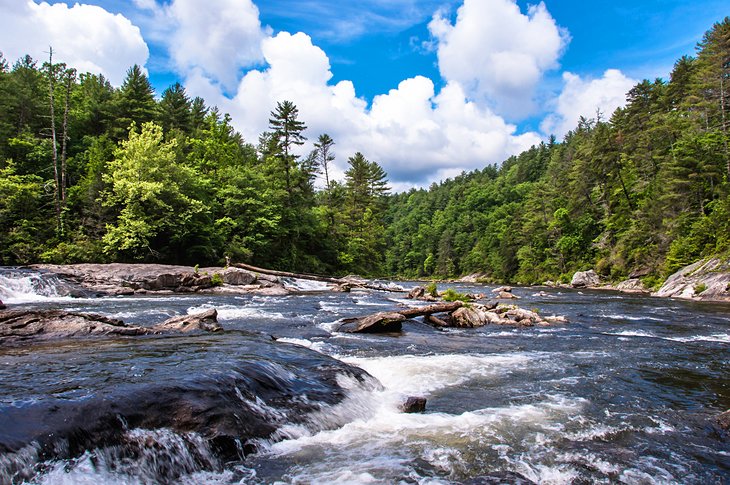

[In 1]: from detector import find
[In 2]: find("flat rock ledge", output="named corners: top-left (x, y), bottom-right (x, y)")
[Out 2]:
top-left (30, 263), bottom-right (288, 297)
top-left (653, 258), bottom-right (730, 302)
top-left (0, 308), bottom-right (221, 345)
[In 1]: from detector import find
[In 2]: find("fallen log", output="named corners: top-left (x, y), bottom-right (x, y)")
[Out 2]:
top-left (232, 262), bottom-right (405, 293)
top-left (338, 301), bottom-right (463, 333)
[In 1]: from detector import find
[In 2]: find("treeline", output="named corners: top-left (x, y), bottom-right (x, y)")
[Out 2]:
top-left (384, 18), bottom-right (730, 286)
top-left (0, 57), bottom-right (389, 274)
top-left (1, 18), bottom-right (729, 284)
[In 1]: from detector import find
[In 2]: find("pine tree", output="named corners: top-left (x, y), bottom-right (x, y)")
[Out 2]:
top-left (268, 100), bottom-right (306, 196)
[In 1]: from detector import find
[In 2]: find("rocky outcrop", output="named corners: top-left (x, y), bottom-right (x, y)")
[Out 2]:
top-left (30, 263), bottom-right (285, 296)
top-left (0, 308), bottom-right (223, 345)
top-left (571, 270), bottom-right (601, 288)
top-left (338, 312), bottom-right (407, 333)
top-left (612, 278), bottom-right (649, 293)
top-left (0, 337), bottom-right (373, 483)
top-left (450, 304), bottom-right (556, 328)
top-left (458, 273), bottom-right (489, 283)
top-left (653, 258), bottom-right (730, 302)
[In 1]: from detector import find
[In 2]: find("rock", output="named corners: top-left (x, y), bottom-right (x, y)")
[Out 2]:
top-left (333, 283), bottom-right (352, 292)
top-left (215, 267), bottom-right (257, 286)
top-left (407, 286), bottom-right (426, 299)
top-left (338, 312), bottom-right (406, 333)
top-left (0, 310), bottom-right (150, 344)
top-left (544, 315), bottom-right (568, 324)
top-left (0, 299), bottom-right (5, 310)
top-left (717, 410), bottom-right (730, 430)
top-left (0, 336), bottom-right (373, 480)
top-left (492, 286), bottom-right (513, 293)
top-left (399, 396), bottom-right (427, 413)
top-left (571, 270), bottom-right (601, 288)
top-left (653, 258), bottom-right (730, 302)
top-left (458, 273), bottom-right (489, 283)
top-left (614, 278), bottom-right (648, 293)
top-left (0, 309), bottom-right (225, 345)
top-left (152, 309), bottom-right (221, 333)
top-left (451, 306), bottom-right (490, 328)
top-left (497, 291), bottom-right (518, 299)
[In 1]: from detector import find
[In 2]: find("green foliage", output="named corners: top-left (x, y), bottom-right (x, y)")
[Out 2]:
top-left (694, 283), bottom-right (708, 294)
top-left (425, 282), bottom-right (438, 297)
top-left (211, 273), bottom-right (223, 286)
top-left (442, 288), bottom-right (470, 302)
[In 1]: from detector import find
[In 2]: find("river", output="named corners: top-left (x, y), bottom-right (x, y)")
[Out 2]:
top-left (1, 269), bottom-right (729, 484)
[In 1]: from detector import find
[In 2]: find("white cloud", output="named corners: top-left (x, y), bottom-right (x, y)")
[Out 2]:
top-left (0, 0), bottom-right (148, 86)
top-left (429, 0), bottom-right (569, 119)
top-left (185, 31), bottom-right (541, 187)
top-left (163, 0), bottom-right (270, 92)
top-left (541, 69), bottom-right (637, 138)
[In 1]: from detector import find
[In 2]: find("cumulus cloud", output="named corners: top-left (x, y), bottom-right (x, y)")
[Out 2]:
top-left (0, 0), bottom-right (148, 86)
top-left (541, 69), bottom-right (637, 138)
top-left (163, 0), bottom-right (270, 92)
top-left (429, 0), bottom-right (569, 119)
top-left (185, 31), bottom-right (541, 188)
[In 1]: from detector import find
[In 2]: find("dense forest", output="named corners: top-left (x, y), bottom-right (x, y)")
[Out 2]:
top-left (1, 18), bottom-right (729, 286)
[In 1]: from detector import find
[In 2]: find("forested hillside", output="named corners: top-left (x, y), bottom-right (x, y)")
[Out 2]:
top-left (1, 18), bottom-right (729, 285)
top-left (385, 18), bottom-right (730, 286)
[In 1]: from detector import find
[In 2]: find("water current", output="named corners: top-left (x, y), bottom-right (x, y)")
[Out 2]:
top-left (1, 269), bottom-right (729, 484)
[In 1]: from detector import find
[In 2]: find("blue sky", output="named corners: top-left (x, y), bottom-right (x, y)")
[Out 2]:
top-left (1, 0), bottom-right (727, 188)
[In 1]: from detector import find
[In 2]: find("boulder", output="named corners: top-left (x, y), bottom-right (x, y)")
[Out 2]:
top-left (407, 286), bottom-right (426, 299)
top-left (497, 291), bottom-right (518, 299)
top-left (217, 268), bottom-right (257, 286)
top-left (614, 278), bottom-right (648, 293)
top-left (451, 306), bottom-right (490, 328)
top-left (338, 312), bottom-right (406, 333)
top-left (458, 273), bottom-right (489, 283)
top-left (399, 396), bottom-right (427, 413)
top-left (571, 270), bottom-right (601, 288)
top-left (152, 309), bottom-right (221, 333)
top-left (492, 286), bottom-right (513, 293)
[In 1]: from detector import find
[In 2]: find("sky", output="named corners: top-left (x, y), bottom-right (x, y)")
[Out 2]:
top-left (0, 0), bottom-right (727, 190)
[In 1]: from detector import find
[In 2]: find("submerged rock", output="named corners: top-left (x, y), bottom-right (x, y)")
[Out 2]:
top-left (399, 396), bottom-right (427, 413)
top-left (152, 309), bottom-right (221, 333)
top-left (717, 410), bottom-right (730, 431)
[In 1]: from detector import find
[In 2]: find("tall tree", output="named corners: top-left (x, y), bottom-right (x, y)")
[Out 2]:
top-left (158, 82), bottom-right (192, 134)
top-left (268, 100), bottom-right (306, 196)
top-left (113, 65), bottom-right (156, 140)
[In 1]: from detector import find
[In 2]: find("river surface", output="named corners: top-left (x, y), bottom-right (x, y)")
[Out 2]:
top-left (1, 270), bottom-right (729, 484)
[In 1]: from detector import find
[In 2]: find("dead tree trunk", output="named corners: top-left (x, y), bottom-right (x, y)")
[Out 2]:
top-left (338, 301), bottom-right (463, 333)
top-left (231, 262), bottom-right (404, 292)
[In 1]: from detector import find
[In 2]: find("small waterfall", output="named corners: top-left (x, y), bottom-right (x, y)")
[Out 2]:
top-left (0, 269), bottom-right (74, 303)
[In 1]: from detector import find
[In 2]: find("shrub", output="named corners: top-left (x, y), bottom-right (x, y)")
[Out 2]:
top-left (442, 288), bottom-right (469, 302)
top-left (694, 283), bottom-right (707, 294)
top-left (425, 282), bottom-right (438, 297)
top-left (211, 273), bottom-right (224, 286)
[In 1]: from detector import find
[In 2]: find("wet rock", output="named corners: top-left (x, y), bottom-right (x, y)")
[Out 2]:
top-left (451, 306), bottom-right (490, 328)
top-left (492, 286), bottom-right (513, 294)
top-left (0, 310), bottom-right (150, 344)
top-left (0, 309), bottom-right (225, 345)
top-left (399, 396), bottom-right (427, 413)
top-left (571, 270), bottom-right (601, 288)
top-left (407, 286), bottom-right (426, 299)
top-left (338, 312), bottom-right (406, 333)
top-left (333, 283), bottom-right (352, 292)
top-left (717, 410), bottom-right (730, 430)
top-left (0, 299), bottom-right (5, 310)
top-left (497, 291), bottom-right (518, 299)
top-left (152, 309), bottom-right (221, 333)
top-left (0, 338), bottom-right (374, 479)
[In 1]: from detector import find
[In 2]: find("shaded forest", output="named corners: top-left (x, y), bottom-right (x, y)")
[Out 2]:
top-left (1, 18), bottom-right (729, 286)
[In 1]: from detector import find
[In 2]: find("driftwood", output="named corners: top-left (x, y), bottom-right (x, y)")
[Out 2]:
top-left (338, 301), bottom-right (463, 333)
top-left (232, 262), bottom-right (404, 293)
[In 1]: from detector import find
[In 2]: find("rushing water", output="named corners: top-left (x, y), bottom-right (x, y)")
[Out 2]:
top-left (1, 269), bottom-right (729, 484)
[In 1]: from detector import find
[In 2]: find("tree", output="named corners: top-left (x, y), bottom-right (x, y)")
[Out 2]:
top-left (113, 65), bottom-right (156, 140)
top-left (102, 122), bottom-right (207, 261)
top-left (158, 82), bottom-right (191, 134)
top-left (312, 133), bottom-right (335, 194)
top-left (268, 100), bottom-right (307, 196)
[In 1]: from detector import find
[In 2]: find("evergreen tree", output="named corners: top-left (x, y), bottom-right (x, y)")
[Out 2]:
top-left (113, 65), bottom-right (156, 140)
top-left (268, 100), bottom-right (306, 196)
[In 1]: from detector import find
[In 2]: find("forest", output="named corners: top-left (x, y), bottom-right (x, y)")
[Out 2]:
top-left (1, 18), bottom-right (729, 287)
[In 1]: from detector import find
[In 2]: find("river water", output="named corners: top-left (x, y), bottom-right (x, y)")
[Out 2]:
top-left (1, 270), bottom-right (729, 484)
